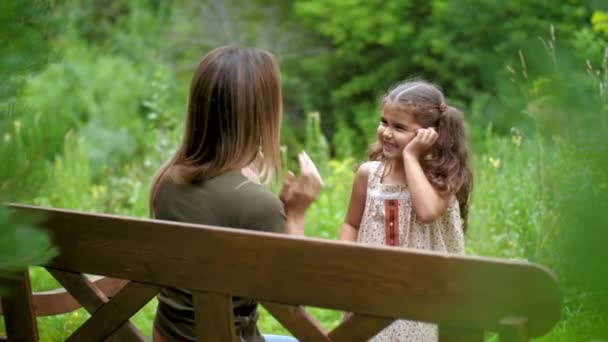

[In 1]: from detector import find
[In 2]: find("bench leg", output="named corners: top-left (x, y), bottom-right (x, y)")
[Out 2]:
top-left (499, 316), bottom-right (528, 342)
top-left (1, 271), bottom-right (39, 342)
top-left (438, 325), bottom-right (484, 342)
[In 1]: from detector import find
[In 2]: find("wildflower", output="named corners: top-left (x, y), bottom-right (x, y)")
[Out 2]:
top-left (511, 134), bottom-right (522, 147)
top-left (91, 185), bottom-right (107, 199)
top-left (13, 120), bottom-right (21, 134)
top-left (488, 156), bottom-right (501, 169)
top-left (510, 127), bottom-right (522, 146)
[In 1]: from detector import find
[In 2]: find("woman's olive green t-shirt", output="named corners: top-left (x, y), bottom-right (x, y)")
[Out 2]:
top-left (152, 170), bottom-right (286, 341)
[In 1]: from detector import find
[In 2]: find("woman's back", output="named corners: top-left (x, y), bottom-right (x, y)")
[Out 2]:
top-left (152, 170), bottom-right (286, 341)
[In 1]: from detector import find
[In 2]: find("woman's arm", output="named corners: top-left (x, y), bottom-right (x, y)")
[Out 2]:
top-left (338, 163), bottom-right (371, 242)
top-left (403, 128), bottom-right (448, 222)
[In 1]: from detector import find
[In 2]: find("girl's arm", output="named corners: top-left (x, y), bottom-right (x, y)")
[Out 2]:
top-left (403, 128), bottom-right (448, 222)
top-left (339, 162), bottom-right (371, 242)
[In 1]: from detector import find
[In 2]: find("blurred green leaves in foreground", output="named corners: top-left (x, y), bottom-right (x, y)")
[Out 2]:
top-left (0, 0), bottom-right (58, 294)
top-left (0, 208), bottom-right (57, 289)
top-left (496, 28), bottom-right (608, 337)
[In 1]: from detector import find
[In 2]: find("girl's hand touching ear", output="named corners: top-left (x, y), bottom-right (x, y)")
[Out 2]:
top-left (403, 127), bottom-right (438, 160)
top-left (279, 151), bottom-right (323, 216)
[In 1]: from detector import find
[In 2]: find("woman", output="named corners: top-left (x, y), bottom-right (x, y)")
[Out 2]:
top-left (150, 46), bottom-right (321, 341)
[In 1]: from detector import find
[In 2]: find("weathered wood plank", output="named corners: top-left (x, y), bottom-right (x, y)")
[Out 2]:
top-left (48, 269), bottom-right (109, 311)
top-left (193, 291), bottom-right (236, 342)
top-left (48, 269), bottom-right (147, 342)
top-left (9, 204), bottom-right (561, 338)
top-left (0, 275), bottom-right (127, 317)
top-left (64, 279), bottom-right (158, 341)
top-left (1, 271), bottom-right (38, 342)
top-left (261, 302), bottom-right (330, 342)
top-left (328, 313), bottom-right (393, 342)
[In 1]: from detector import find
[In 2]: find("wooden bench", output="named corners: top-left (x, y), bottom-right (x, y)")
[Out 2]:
top-left (1, 204), bottom-right (561, 341)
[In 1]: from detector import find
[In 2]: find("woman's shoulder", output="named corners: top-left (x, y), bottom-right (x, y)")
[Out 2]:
top-left (156, 170), bottom-right (276, 204)
top-left (154, 170), bottom-right (284, 231)
top-left (216, 172), bottom-right (285, 232)
top-left (227, 173), bottom-right (280, 205)
top-left (155, 169), bottom-right (253, 200)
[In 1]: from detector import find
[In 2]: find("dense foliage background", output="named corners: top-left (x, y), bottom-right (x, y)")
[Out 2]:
top-left (2, 0), bottom-right (607, 340)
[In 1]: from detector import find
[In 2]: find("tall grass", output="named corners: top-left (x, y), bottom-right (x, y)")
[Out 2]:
top-left (2, 107), bottom-right (598, 340)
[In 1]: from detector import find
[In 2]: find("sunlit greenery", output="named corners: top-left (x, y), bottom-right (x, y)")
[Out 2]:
top-left (0, 0), bottom-right (58, 296)
top-left (2, 0), bottom-right (607, 340)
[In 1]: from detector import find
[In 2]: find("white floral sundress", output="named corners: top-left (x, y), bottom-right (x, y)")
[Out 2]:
top-left (357, 161), bottom-right (465, 342)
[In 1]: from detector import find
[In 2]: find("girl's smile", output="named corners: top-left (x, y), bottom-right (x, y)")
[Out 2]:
top-left (377, 104), bottom-right (421, 158)
top-left (382, 140), bottom-right (398, 153)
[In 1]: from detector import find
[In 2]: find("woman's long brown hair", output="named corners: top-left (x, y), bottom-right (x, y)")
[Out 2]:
top-left (368, 80), bottom-right (473, 230)
top-left (149, 46), bottom-right (282, 215)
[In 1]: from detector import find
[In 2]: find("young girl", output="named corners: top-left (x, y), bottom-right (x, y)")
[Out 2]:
top-left (150, 46), bottom-right (322, 342)
top-left (339, 79), bottom-right (473, 341)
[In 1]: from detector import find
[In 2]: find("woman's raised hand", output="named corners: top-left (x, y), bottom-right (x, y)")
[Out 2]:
top-left (279, 151), bottom-right (323, 216)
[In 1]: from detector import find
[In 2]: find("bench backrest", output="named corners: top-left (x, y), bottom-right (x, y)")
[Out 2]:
top-left (1, 204), bottom-right (561, 341)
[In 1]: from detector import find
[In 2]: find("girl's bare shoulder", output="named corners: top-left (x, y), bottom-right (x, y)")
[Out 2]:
top-left (355, 161), bottom-right (379, 176)
top-left (352, 161), bottom-right (379, 186)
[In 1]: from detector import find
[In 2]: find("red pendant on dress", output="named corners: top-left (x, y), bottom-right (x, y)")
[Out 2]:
top-left (384, 199), bottom-right (399, 246)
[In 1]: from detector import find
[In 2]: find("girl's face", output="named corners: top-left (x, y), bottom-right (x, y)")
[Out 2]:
top-left (377, 104), bottom-right (421, 159)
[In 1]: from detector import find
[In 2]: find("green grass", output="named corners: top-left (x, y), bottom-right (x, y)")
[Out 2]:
top-left (2, 133), bottom-right (602, 341)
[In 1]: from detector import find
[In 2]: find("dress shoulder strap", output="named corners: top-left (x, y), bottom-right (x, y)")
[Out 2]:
top-left (367, 161), bottom-right (383, 188)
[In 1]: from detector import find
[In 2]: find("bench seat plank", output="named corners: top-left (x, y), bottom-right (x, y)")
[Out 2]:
top-left (5, 204), bottom-right (562, 340)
